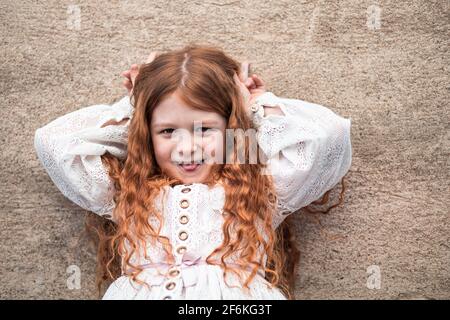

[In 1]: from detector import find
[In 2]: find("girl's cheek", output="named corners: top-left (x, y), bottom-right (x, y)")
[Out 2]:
top-left (166, 140), bottom-right (178, 162)
top-left (153, 137), bottom-right (174, 161)
top-left (202, 133), bottom-right (225, 164)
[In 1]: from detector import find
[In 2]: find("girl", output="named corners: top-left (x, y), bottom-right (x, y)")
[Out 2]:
top-left (34, 44), bottom-right (352, 300)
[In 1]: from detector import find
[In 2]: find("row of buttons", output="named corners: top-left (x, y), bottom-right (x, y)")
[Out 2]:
top-left (162, 184), bottom-right (193, 300)
top-left (162, 266), bottom-right (181, 299)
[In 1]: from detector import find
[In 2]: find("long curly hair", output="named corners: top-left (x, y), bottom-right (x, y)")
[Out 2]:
top-left (84, 43), bottom-right (348, 300)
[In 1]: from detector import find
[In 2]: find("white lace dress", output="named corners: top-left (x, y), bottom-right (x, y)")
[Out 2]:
top-left (34, 91), bottom-right (352, 300)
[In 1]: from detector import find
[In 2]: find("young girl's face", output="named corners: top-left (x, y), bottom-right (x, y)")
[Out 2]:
top-left (150, 91), bottom-right (227, 184)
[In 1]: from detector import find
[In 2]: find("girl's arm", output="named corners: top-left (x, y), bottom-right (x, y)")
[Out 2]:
top-left (34, 95), bottom-right (134, 219)
top-left (250, 91), bottom-right (352, 216)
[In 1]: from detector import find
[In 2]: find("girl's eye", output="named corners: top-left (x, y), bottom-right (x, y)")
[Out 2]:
top-left (195, 127), bottom-right (211, 133)
top-left (160, 127), bottom-right (213, 135)
top-left (160, 128), bottom-right (174, 134)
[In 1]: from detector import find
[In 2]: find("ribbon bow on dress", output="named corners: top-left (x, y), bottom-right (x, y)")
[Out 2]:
top-left (136, 251), bottom-right (265, 289)
top-left (138, 251), bottom-right (208, 288)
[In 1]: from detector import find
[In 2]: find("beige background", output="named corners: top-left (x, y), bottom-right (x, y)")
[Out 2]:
top-left (0, 0), bottom-right (448, 299)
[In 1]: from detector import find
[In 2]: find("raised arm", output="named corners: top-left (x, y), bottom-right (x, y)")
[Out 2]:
top-left (250, 92), bottom-right (352, 225)
top-left (34, 96), bottom-right (134, 220)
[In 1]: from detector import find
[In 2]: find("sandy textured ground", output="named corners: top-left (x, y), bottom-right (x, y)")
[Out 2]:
top-left (0, 0), bottom-right (448, 299)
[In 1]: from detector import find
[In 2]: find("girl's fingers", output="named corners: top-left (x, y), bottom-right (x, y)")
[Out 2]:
top-left (145, 51), bottom-right (161, 63)
top-left (121, 70), bottom-right (131, 82)
top-left (123, 79), bottom-right (132, 91)
top-left (240, 61), bottom-right (249, 82)
top-left (122, 62), bottom-right (142, 96)
top-left (130, 64), bottom-right (139, 84)
top-left (233, 72), bottom-right (251, 105)
top-left (246, 79), bottom-right (257, 91)
top-left (252, 74), bottom-right (265, 87)
top-left (123, 51), bottom-right (163, 95)
top-left (130, 64), bottom-right (139, 73)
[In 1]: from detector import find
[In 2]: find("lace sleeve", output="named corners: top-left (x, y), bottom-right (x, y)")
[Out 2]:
top-left (34, 95), bottom-right (134, 219)
top-left (250, 92), bottom-right (352, 216)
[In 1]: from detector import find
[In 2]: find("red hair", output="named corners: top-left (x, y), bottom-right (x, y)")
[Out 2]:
top-left (84, 43), bottom-right (348, 299)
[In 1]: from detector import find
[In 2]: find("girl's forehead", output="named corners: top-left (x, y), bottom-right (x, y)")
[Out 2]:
top-left (151, 93), bottom-right (225, 127)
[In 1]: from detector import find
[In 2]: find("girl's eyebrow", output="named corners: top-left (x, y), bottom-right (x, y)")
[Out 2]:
top-left (153, 122), bottom-right (177, 129)
top-left (153, 120), bottom-right (220, 128)
top-left (196, 120), bottom-right (221, 126)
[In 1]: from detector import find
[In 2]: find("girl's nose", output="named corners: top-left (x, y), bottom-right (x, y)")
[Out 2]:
top-left (175, 136), bottom-right (201, 159)
top-left (177, 143), bottom-right (198, 155)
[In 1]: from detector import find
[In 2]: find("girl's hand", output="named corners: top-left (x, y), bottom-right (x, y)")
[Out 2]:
top-left (245, 73), bottom-right (267, 105)
top-left (234, 62), bottom-right (267, 109)
top-left (120, 51), bottom-right (161, 97)
top-left (121, 64), bottom-right (138, 97)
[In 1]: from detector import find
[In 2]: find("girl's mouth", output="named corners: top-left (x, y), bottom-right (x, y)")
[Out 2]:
top-left (177, 161), bottom-right (204, 173)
